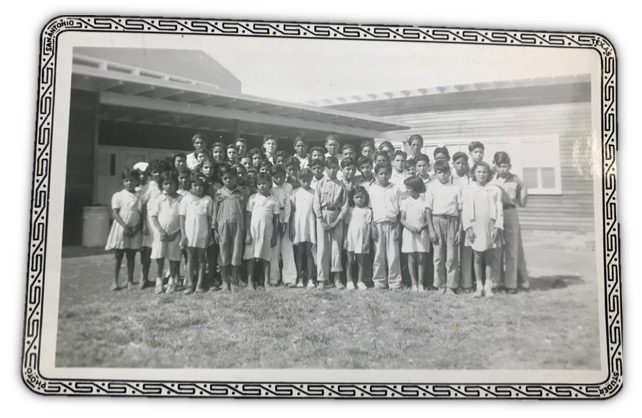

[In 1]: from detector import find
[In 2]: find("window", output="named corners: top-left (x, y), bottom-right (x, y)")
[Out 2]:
top-left (518, 137), bottom-right (562, 195)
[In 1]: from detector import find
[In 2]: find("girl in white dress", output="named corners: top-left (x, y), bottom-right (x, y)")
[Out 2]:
top-left (105, 170), bottom-right (143, 291)
top-left (244, 172), bottom-right (279, 289)
top-left (179, 175), bottom-right (213, 294)
top-left (345, 186), bottom-right (372, 290)
top-left (150, 171), bottom-right (183, 294)
top-left (400, 176), bottom-right (430, 292)
top-left (289, 168), bottom-right (317, 288)
top-left (139, 160), bottom-right (168, 289)
top-left (462, 162), bottom-right (504, 297)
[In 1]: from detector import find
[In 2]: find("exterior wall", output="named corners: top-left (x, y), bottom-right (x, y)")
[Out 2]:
top-left (332, 99), bottom-right (595, 233)
top-left (63, 90), bottom-right (99, 245)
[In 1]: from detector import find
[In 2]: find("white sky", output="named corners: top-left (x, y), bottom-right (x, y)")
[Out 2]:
top-left (201, 36), bottom-right (598, 103)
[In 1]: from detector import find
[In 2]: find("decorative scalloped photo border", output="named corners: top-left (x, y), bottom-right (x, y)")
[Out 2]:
top-left (22, 15), bottom-right (620, 399)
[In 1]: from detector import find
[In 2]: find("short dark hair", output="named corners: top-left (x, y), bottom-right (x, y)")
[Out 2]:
top-left (160, 170), bottom-right (179, 186)
top-left (394, 150), bottom-right (407, 160)
top-left (374, 151), bottom-right (390, 162)
top-left (452, 151), bottom-right (468, 162)
top-left (407, 134), bottom-right (424, 146)
top-left (405, 158), bottom-right (417, 168)
top-left (470, 161), bottom-right (494, 181)
top-left (325, 134), bottom-right (339, 144)
top-left (340, 157), bottom-right (356, 169)
top-left (378, 140), bottom-right (394, 151)
top-left (415, 154), bottom-right (430, 164)
top-left (298, 167), bottom-right (313, 181)
top-left (374, 162), bottom-right (392, 174)
top-left (468, 141), bottom-right (485, 153)
top-left (309, 158), bottom-right (324, 169)
top-left (340, 143), bottom-right (356, 153)
top-left (360, 139), bottom-right (375, 150)
top-left (293, 135), bottom-right (307, 148)
top-left (433, 160), bottom-right (451, 173)
top-left (191, 132), bottom-right (208, 145)
top-left (122, 169), bottom-right (139, 181)
top-left (404, 175), bottom-right (427, 193)
top-left (270, 165), bottom-right (286, 177)
top-left (325, 156), bottom-right (340, 168)
top-left (493, 151), bottom-right (511, 165)
top-left (357, 156), bottom-right (373, 167)
top-left (255, 172), bottom-right (273, 186)
top-left (285, 157), bottom-right (300, 169)
top-left (433, 146), bottom-right (450, 160)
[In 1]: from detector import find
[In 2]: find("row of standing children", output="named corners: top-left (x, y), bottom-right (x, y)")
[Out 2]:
top-left (105, 132), bottom-right (529, 297)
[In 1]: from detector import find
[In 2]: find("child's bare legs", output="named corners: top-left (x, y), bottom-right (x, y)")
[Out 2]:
top-left (231, 266), bottom-right (240, 288)
top-left (346, 251), bottom-right (356, 289)
top-left (154, 258), bottom-right (165, 293)
top-left (124, 250), bottom-right (136, 289)
top-left (355, 254), bottom-right (367, 290)
top-left (167, 260), bottom-right (180, 292)
top-left (206, 244), bottom-right (219, 290)
top-left (195, 248), bottom-right (207, 292)
top-left (294, 243), bottom-right (305, 285)
top-left (247, 259), bottom-right (257, 290)
top-left (473, 250), bottom-right (484, 297)
top-left (407, 253), bottom-right (418, 291)
top-left (416, 253), bottom-right (426, 292)
top-left (221, 265), bottom-right (232, 291)
top-left (262, 260), bottom-right (271, 288)
top-left (139, 246), bottom-right (151, 289)
top-left (112, 250), bottom-right (124, 290)
top-left (305, 243), bottom-right (315, 287)
top-left (184, 247), bottom-right (197, 294)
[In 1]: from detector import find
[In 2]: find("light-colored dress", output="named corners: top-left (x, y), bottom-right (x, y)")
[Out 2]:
top-left (401, 196), bottom-right (430, 253)
top-left (291, 187), bottom-right (316, 245)
top-left (140, 180), bottom-right (162, 247)
top-left (149, 193), bottom-right (183, 261)
top-left (179, 194), bottom-right (213, 249)
top-left (105, 189), bottom-right (142, 250)
top-left (243, 193), bottom-right (279, 261)
top-left (461, 182), bottom-right (504, 252)
top-left (345, 206), bottom-right (372, 254)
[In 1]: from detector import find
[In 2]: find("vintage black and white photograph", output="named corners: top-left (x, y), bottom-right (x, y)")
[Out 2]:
top-left (22, 16), bottom-right (620, 398)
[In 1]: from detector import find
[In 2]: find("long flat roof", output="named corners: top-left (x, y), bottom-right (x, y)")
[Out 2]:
top-left (71, 54), bottom-right (409, 139)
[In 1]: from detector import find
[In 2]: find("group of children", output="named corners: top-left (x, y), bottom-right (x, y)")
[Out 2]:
top-left (105, 132), bottom-right (529, 297)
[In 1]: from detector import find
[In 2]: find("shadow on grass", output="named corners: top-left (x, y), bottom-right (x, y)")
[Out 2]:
top-left (529, 275), bottom-right (584, 291)
top-left (63, 246), bottom-right (109, 258)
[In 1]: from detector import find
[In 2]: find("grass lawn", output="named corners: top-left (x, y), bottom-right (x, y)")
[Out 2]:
top-left (56, 240), bottom-right (601, 370)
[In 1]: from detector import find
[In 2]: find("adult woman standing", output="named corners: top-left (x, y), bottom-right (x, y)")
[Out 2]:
top-left (407, 134), bottom-right (428, 161)
top-left (186, 132), bottom-right (209, 170)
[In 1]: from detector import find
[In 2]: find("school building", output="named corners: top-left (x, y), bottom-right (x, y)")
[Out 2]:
top-left (310, 74), bottom-right (595, 234)
top-left (65, 48), bottom-right (408, 245)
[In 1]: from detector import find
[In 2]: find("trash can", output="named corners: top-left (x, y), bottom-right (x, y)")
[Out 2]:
top-left (82, 205), bottom-right (110, 248)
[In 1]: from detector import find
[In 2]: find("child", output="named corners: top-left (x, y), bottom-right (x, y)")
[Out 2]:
top-left (368, 162), bottom-right (402, 290)
top-left (293, 136), bottom-right (309, 169)
top-left (263, 134), bottom-right (278, 164)
top-left (341, 143), bottom-right (357, 161)
top-left (226, 143), bottom-right (238, 164)
top-left (194, 150), bottom-right (209, 168)
top-left (211, 142), bottom-right (226, 164)
top-left (324, 134), bottom-right (342, 162)
top-left (140, 159), bottom-right (168, 289)
top-left (186, 132), bottom-right (208, 170)
top-left (461, 161), bottom-right (504, 297)
top-left (340, 157), bottom-right (358, 204)
top-left (360, 139), bottom-right (375, 161)
top-left (234, 137), bottom-right (248, 158)
top-left (309, 158), bottom-right (325, 191)
top-left (400, 176), bottom-right (430, 292)
top-left (345, 186), bottom-right (372, 290)
top-left (289, 168), bottom-right (317, 288)
top-left (246, 167), bottom-right (258, 194)
top-left (179, 175), bottom-right (214, 294)
top-left (248, 148), bottom-right (263, 172)
top-left (259, 159), bottom-right (273, 174)
top-left (150, 171), bottom-right (183, 294)
top-left (172, 152), bottom-right (187, 172)
top-left (374, 150), bottom-right (390, 167)
top-left (407, 134), bottom-right (426, 161)
top-left (312, 157), bottom-right (349, 289)
top-left (105, 170), bottom-right (143, 290)
top-left (212, 165), bottom-right (246, 291)
top-left (378, 141), bottom-right (395, 161)
top-left (177, 168), bottom-right (192, 196)
top-left (468, 141), bottom-right (485, 169)
top-left (415, 154), bottom-right (431, 193)
top-left (275, 150), bottom-right (289, 169)
top-left (285, 157), bottom-right (301, 189)
top-left (357, 156), bottom-right (375, 189)
top-left (406, 158), bottom-right (417, 177)
top-left (244, 172), bottom-right (279, 289)
top-left (491, 151), bottom-right (529, 293)
top-left (433, 146), bottom-right (450, 165)
top-left (269, 165), bottom-right (297, 286)
top-left (199, 159), bottom-right (221, 197)
top-left (451, 152), bottom-right (473, 292)
top-left (309, 146), bottom-right (326, 164)
top-left (426, 160), bottom-right (461, 295)
top-left (240, 155), bottom-right (252, 172)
